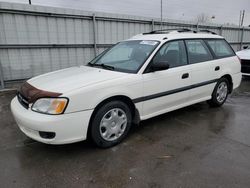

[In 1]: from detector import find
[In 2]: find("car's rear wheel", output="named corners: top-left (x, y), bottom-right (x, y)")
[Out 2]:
top-left (90, 101), bottom-right (132, 148)
top-left (207, 78), bottom-right (229, 107)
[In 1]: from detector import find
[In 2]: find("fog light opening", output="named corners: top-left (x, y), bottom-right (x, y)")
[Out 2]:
top-left (39, 131), bottom-right (56, 139)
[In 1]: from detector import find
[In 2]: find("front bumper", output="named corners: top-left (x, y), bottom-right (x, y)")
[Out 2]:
top-left (11, 97), bottom-right (93, 144)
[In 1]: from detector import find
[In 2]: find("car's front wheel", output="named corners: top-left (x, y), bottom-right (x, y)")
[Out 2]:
top-left (90, 101), bottom-right (132, 148)
top-left (207, 78), bottom-right (229, 107)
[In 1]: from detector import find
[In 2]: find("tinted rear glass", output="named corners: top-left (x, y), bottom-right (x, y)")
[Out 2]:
top-left (185, 40), bottom-right (213, 64)
top-left (206, 39), bottom-right (235, 58)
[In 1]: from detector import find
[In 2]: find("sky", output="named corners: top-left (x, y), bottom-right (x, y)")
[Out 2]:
top-left (1, 0), bottom-right (250, 26)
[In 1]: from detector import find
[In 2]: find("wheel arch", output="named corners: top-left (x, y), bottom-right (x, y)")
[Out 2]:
top-left (87, 95), bottom-right (140, 139)
top-left (221, 74), bottom-right (233, 93)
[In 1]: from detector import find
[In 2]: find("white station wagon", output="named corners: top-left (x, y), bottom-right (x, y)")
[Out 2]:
top-left (11, 29), bottom-right (242, 148)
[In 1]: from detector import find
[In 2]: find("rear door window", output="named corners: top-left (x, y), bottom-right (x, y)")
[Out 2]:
top-left (206, 39), bottom-right (235, 58)
top-left (185, 40), bottom-right (213, 64)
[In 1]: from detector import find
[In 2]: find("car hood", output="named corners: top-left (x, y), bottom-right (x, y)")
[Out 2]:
top-left (28, 66), bottom-right (127, 93)
top-left (236, 49), bottom-right (250, 60)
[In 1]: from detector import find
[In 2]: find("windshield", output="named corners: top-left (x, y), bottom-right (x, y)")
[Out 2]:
top-left (89, 40), bottom-right (159, 73)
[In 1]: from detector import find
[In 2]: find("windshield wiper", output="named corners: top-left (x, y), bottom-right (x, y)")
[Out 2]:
top-left (87, 63), bottom-right (115, 70)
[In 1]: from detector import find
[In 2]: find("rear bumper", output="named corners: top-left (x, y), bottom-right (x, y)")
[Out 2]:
top-left (232, 72), bottom-right (242, 90)
top-left (11, 97), bottom-right (93, 144)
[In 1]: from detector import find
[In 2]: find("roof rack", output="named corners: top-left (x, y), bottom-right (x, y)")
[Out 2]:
top-left (143, 28), bottom-right (197, 35)
top-left (142, 28), bottom-right (218, 35)
top-left (198, 29), bottom-right (217, 35)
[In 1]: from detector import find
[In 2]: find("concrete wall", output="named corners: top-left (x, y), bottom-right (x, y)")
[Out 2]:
top-left (0, 2), bottom-right (250, 85)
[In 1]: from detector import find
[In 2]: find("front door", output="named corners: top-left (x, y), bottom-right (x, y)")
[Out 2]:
top-left (141, 40), bottom-right (192, 119)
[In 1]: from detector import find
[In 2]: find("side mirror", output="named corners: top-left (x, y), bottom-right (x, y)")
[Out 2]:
top-left (150, 62), bottom-right (169, 72)
top-left (243, 46), bottom-right (249, 50)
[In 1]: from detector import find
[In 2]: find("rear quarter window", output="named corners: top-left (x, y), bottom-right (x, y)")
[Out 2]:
top-left (206, 39), bottom-right (235, 58)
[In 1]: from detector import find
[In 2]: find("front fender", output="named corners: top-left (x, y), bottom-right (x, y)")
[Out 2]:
top-left (63, 75), bottom-right (143, 114)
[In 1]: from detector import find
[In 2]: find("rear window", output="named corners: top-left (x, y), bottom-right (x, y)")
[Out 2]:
top-left (206, 39), bottom-right (235, 58)
top-left (185, 40), bottom-right (213, 64)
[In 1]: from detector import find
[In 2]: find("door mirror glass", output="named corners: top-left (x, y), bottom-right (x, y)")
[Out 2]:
top-left (150, 61), bottom-right (169, 72)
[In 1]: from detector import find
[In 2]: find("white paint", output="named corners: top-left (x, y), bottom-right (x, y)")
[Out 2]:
top-left (11, 32), bottom-right (242, 144)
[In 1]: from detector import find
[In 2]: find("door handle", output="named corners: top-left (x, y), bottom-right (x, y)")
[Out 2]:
top-left (215, 66), bottom-right (220, 71)
top-left (182, 73), bottom-right (189, 79)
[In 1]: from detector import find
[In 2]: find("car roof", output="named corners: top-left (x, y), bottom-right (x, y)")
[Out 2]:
top-left (127, 30), bottom-right (224, 42)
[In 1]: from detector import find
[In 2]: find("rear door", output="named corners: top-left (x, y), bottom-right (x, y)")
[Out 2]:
top-left (205, 39), bottom-right (236, 75)
top-left (185, 39), bottom-right (218, 101)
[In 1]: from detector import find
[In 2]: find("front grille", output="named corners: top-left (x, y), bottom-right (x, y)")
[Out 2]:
top-left (241, 59), bottom-right (250, 74)
top-left (17, 92), bottom-right (29, 109)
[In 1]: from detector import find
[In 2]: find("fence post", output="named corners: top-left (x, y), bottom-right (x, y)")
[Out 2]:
top-left (152, 19), bottom-right (155, 31)
top-left (240, 27), bottom-right (244, 50)
top-left (219, 25), bottom-right (223, 35)
top-left (92, 14), bottom-right (97, 57)
top-left (196, 22), bottom-right (199, 31)
top-left (0, 61), bottom-right (5, 89)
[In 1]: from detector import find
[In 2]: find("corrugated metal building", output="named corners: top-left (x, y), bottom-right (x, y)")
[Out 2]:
top-left (0, 2), bottom-right (250, 87)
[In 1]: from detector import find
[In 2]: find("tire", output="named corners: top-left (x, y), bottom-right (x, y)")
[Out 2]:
top-left (90, 101), bottom-right (132, 148)
top-left (207, 78), bottom-right (229, 107)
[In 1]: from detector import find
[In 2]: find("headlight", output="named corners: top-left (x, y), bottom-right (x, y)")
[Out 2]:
top-left (31, 98), bottom-right (68, 115)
